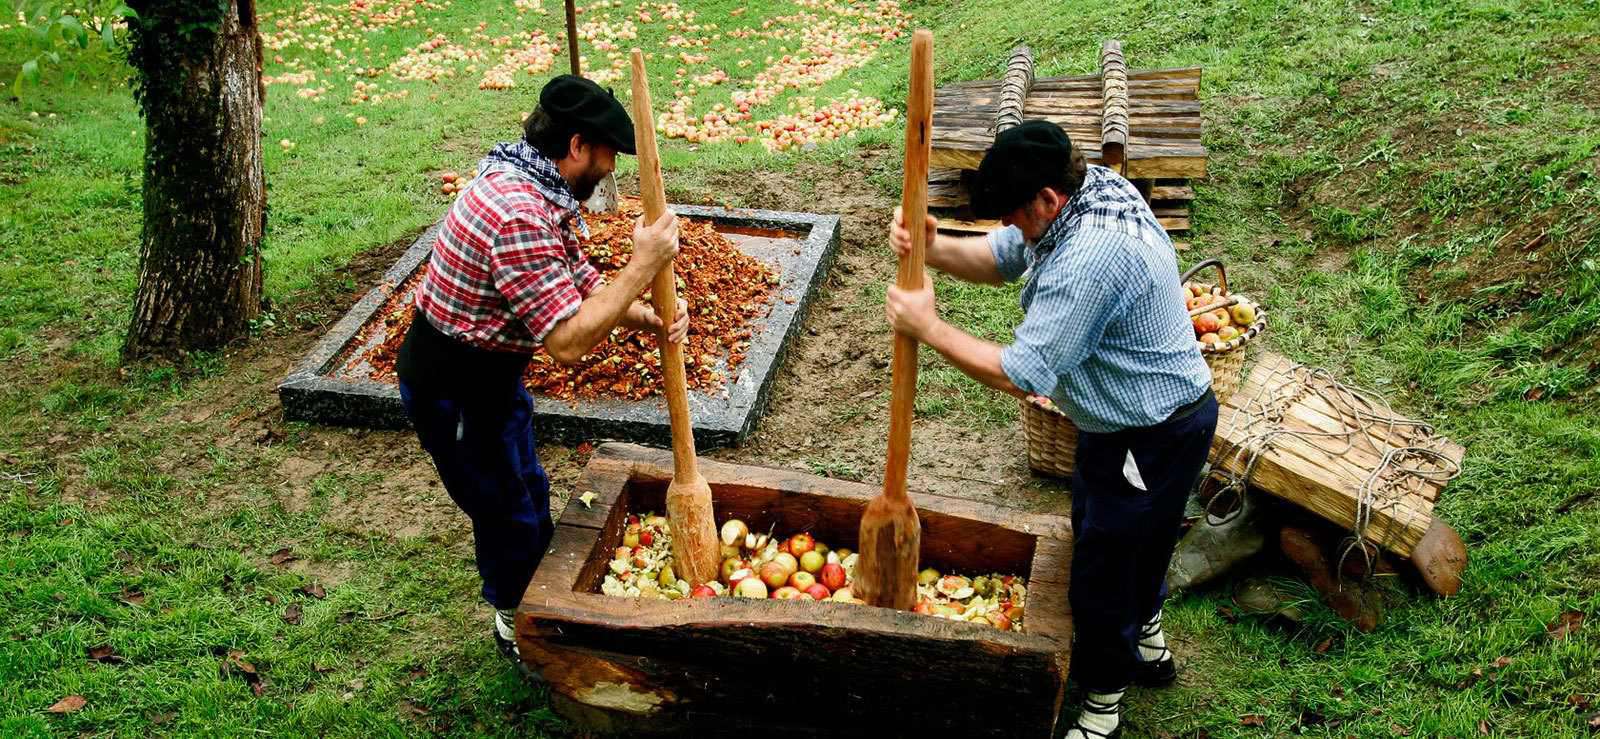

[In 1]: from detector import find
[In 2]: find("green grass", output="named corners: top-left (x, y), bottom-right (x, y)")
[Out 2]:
top-left (4, 0), bottom-right (1600, 735)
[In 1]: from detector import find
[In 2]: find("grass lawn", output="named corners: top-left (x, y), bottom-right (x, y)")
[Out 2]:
top-left (3, 0), bottom-right (1599, 736)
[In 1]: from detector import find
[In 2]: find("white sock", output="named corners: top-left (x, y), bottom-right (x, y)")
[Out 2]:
top-left (1066, 690), bottom-right (1123, 738)
top-left (1138, 610), bottom-right (1170, 663)
top-left (494, 608), bottom-right (517, 641)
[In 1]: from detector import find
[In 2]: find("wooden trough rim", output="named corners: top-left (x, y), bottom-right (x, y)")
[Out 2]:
top-left (518, 442), bottom-right (1073, 654)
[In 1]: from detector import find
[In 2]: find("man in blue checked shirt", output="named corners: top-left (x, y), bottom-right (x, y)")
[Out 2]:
top-left (884, 120), bottom-right (1217, 739)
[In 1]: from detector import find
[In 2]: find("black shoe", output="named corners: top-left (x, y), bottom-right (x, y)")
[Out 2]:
top-left (493, 611), bottom-right (540, 681)
top-left (1133, 656), bottom-right (1178, 687)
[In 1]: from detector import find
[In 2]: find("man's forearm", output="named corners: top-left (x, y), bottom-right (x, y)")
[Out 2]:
top-left (544, 262), bottom-right (656, 364)
top-left (927, 233), bottom-right (1005, 285)
top-left (920, 319), bottom-right (1023, 398)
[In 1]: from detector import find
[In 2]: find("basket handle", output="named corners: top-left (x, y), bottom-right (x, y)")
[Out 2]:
top-left (1180, 258), bottom-right (1229, 295)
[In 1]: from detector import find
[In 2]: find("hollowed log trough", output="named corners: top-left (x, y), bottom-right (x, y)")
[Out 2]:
top-left (517, 443), bottom-right (1074, 736)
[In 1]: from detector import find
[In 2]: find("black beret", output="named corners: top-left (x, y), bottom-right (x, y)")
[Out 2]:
top-left (539, 74), bottom-right (636, 155)
top-left (969, 120), bottom-right (1074, 219)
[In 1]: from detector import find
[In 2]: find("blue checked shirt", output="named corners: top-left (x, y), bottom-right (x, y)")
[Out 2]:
top-left (993, 165), bottom-right (1211, 433)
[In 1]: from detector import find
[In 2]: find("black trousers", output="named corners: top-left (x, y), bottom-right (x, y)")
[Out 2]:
top-left (396, 313), bottom-right (553, 611)
top-left (1069, 391), bottom-right (1218, 693)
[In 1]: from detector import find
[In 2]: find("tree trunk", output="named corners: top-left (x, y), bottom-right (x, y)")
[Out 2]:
top-left (124, 0), bottom-right (264, 358)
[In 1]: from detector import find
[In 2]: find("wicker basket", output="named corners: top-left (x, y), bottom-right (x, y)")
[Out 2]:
top-left (1021, 394), bottom-right (1079, 478)
top-left (1019, 258), bottom-right (1268, 478)
top-left (1180, 258), bottom-right (1267, 405)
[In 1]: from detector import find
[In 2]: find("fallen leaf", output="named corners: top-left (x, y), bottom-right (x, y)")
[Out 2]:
top-left (578, 491), bottom-right (597, 509)
top-left (1548, 610), bottom-right (1585, 641)
top-left (1216, 605), bottom-right (1237, 623)
top-left (1391, 723), bottom-right (1412, 736)
top-left (86, 645), bottom-right (124, 664)
top-left (1314, 637), bottom-right (1334, 654)
top-left (312, 662), bottom-right (335, 673)
top-left (1588, 712), bottom-right (1600, 730)
top-left (854, 389), bottom-right (875, 399)
top-left (1569, 694), bottom-right (1593, 712)
top-left (1240, 714), bottom-right (1265, 727)
top-left (269, 547), bottom-right (296, 565)
top-left (1524, 386), bottom-right (1544, 401)
top-left (1492, 656), bottom-right (1513, 669)
top-left (298, 582), bottom-right (326, 599)
top-left (575, 442), bottom-right (594, 455)
top-left (282, 604), bottom-right (302, 625)
top-left (120, 588), bottom-right (145, 606)
top-left (1478, 720), bottom-right (1490, 735)
top-left (58, 518), bottom-right (74, 526)
top-left (47, 695), bottom-right (86, 713)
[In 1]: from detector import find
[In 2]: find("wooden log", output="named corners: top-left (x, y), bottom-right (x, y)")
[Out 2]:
top-left (995, 44), bottom-right (1034, 133)
top-left (518, 443), bottom-right (1074, 736)
top-left (1100, 39), bottom-right (1129, 172)
top-left (1152, 184), bottom-right (1196, 201)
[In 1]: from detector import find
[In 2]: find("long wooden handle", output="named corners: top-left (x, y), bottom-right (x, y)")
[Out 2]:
top-left (631, 49), bottom-right (698, 480)
top-left (564, 0), bottom-right (580, 75)
top-left (882, 30), bottom-right (933, 505)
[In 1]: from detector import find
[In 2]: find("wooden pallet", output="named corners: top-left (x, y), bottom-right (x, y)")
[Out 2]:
top-left (1212, 352), bottom-right (1468, 595)
top-left (929, 41), bottom-right (1204, 234)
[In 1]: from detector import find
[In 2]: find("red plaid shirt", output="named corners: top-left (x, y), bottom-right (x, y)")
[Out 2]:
top-left (414, 166), bottom-right (602, 354)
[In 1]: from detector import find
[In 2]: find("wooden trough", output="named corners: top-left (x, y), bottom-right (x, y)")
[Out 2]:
top-left (517, 443), bottom-right (1074, 736)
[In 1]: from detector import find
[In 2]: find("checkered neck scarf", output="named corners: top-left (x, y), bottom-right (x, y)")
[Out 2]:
top-left (480, 140), bottom-right (588, 237)
top-left (1030, 204), bottom-right (1075, 255)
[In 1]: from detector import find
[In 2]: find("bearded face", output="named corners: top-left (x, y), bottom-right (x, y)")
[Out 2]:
top-left (570, 163), bottom-right (607, 201)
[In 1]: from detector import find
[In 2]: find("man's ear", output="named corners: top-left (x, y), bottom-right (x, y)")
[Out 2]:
top-left (567, 132), bottom-right (588, 163)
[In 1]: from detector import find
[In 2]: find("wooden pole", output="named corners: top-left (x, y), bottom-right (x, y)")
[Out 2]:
top-left (564, 0), bottom-right (580, 75)
top-left (857, 29), bottom-right (932, 610)
top-left (628, 49), bottom-right (719, 587)
top-left (1099, 39), bottom-right (1129, 174)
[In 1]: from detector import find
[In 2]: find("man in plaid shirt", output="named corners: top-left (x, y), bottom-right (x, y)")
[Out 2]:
top-left (883, 121), bottom-right (1216, 739)
top-left (395, 75), bottom-right (686, 670)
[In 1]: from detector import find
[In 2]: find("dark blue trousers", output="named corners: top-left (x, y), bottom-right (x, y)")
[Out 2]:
top-left (399, 378), bottom-right (555, 611)
top-left (1069, 394), bottom-right (1218, 693)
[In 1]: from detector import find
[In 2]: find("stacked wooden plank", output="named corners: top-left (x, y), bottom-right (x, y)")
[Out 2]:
top-left (1211, 352), bottom-right (1469, 596)
top-left (929, 41), bottom-right (1206, 236)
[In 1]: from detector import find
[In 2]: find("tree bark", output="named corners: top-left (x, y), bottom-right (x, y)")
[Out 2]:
top-left (124, 0), bottom-right (264, 358)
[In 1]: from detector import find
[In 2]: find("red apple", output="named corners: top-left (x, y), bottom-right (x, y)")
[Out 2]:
top-left (773, 586), bottom-right (802, 600)
top-left (788, 533), bottom-right (815, 557)
top-left (639, 531), bottom-right (654, 547)
top-left (913, 599), bottom-right (933, 615)
top-left (788, 570), bottom-right (816, 591)
top-left (690, 584), bottom-right (717, 599)
top-left (760, 560), bottom-right (791, 589)
top-left (819, 562), bottom-right (846, 591)
top-left (805, 583), bottom-right (831, 601)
